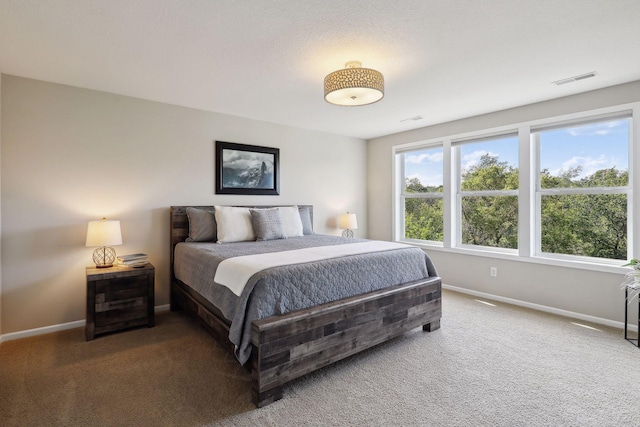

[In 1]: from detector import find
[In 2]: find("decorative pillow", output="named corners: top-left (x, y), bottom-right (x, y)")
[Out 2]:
top-left (186, 207), bottom-right (217, 242)
top-left (250, 208), bottom-right (286, 241)
top-left (278, 206), bottom-right (304, 237)
top-left (298, 206), bottom-right (314, 235)
top-left (214, 206), bottom-right (255, 243)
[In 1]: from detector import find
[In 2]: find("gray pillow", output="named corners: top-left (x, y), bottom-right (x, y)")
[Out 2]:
top-left (250, 208), bottom-right (286, 241)
top-left (186, 207), bottom-right (217, 242)
top-left (299, 207), bottom-right (314, 235)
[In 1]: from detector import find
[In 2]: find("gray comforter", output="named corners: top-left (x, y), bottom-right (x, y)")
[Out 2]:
top-left (174, 235), bottom-right (438, 364)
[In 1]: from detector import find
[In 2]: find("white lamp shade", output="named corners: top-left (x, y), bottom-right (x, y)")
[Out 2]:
top-left (85, 219), bottom-right (123, 247)
top-left (339, 213), bottom-right (358, 230)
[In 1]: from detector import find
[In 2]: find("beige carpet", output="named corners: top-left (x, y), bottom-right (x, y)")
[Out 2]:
top-left (1, 290), bottom-right (639, 426)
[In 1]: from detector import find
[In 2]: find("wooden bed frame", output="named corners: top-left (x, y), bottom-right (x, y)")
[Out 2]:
top-left (170, 205), bottom-right (442, 407)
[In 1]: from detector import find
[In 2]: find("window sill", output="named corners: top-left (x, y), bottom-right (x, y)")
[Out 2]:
top-left (398, 240), bottom-right (627, 275)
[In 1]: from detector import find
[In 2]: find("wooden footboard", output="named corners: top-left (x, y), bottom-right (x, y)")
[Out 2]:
top-left (173, 275), bottom-right (441, 407)
top-left (250, 277), bottom-right (441, 407)
top-left (169, 206), bottom-right (442, 407)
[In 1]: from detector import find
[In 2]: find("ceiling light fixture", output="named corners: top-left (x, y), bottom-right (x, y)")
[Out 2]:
top-left (324, 61), bottom-right (384, 106)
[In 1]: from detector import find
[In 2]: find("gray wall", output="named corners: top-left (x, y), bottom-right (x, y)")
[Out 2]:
top-left (0, 75), bottom-right (367, 335)
top-left (368, 80), bottom-right (640, 325)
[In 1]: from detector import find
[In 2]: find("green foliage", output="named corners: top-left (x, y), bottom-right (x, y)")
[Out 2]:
top-left (461, 154), bottom-right (518, 191)
top-left (459, 154), bottom-right (519, 248)
top-left (461, 196), bottom-right (518, 249)
top-left (539, 167), bottom-right (627, 259)
top-left (405, 198), bottom-right (443, 241)
top-left (404, 177), bottom-right (444, 242)
top-left (405, 177), bottom-right (443, 194)
top-left (404, 154), bottom-right (628, 259)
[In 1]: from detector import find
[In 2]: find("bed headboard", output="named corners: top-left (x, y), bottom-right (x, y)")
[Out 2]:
top-left (169, 205), bottom-right (312, 312)
top-left (169, 205), bottom-right (313, 266)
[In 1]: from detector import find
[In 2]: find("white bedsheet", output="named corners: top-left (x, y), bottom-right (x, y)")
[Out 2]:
top-left (214, 240), bottom-right (412, 296)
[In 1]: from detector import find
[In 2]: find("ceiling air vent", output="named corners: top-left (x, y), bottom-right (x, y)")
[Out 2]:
top-left (552, 72), bottom-right (597, 86)
top-left (400, 115), bottom-right (424, 122)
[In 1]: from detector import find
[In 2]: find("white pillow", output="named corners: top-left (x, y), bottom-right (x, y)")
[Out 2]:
top-left (214, 206), bottom-right (255, 243)
top-left (278, 206), bottom-right (304, 237)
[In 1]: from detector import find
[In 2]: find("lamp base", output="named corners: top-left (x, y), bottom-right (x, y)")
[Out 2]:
top-left (342, 229), bottom-right (354, 238)
top-left (93, 246), bottom-right (117, 268)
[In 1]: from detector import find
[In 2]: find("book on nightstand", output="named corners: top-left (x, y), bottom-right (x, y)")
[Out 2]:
top-left (116, 253), bottom-right (149, 267)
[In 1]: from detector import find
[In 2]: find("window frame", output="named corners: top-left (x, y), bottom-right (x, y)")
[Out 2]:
top-left (453, 133), bottom-right (519, 253)
top-left (391, 102), bottom-right (639, 273)
top-left (532, 113), bottom-right (632, 264)
top-left (396, 143), bottom-right (445, 246)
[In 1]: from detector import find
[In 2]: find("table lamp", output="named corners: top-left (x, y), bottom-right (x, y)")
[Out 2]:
top-left (86, 218), bottom-right (123, 268)
top-left (339, 212), bottom-right (358, 238)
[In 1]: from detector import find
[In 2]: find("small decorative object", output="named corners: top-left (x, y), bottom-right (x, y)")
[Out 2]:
top-left (621, 259), bottom-right (640, 301)
top-left (85, 218), bottom-right (123, 268)
top-left (215, 141), bottom-right (279, 195)
top-left (622, 259), bottom-right (640, 348)
top-left (324, 61), bottom-right (384, 106)
top-left (339, 212), bottom-right (358, 238)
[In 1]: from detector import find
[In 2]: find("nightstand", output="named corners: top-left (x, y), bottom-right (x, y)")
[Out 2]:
top-left (86, 263), bottom-right (155, 341)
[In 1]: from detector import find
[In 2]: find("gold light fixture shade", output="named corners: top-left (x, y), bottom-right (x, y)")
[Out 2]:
top-left (324, 61), bottom-right (384, 106)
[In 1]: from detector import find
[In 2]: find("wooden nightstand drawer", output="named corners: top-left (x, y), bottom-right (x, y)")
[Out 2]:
top-left (95, 300), bottom-right (148, 326)
top-left (95, 276), bottom-right (149, 303)
top-left (95, 295), bottom-right (146, 313)
top-left (86, 264), bottom-right (155, 340)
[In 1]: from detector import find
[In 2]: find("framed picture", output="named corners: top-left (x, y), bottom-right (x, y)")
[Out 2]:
top-left (215, 141), bottom-right (280, 195)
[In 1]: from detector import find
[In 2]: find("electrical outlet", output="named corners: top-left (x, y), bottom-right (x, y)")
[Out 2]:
top-left (490, 267), bottom-right (498, 277)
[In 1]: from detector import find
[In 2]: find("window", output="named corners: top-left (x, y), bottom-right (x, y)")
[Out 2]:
top-left (534, 115), bottom-right (631, 260)
top-left (398, 146), bottom-right (444, 243)
top-left (392, 103), bottom-right (636, 268)
top-left (456, 134), bottom-right (519, 250)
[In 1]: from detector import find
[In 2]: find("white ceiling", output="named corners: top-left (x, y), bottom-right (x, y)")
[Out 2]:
top-left (1, 0), bottom-right (639, 140)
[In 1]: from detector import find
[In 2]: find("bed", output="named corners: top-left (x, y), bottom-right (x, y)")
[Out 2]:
top-left (170, 205), bottom-right (442, 407)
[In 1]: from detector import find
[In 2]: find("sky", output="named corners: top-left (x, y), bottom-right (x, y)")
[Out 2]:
top-left (403, 118), bottom-right (630, 187)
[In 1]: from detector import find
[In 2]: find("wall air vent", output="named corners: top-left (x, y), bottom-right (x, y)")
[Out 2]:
top-left (552, 72), bottom-right (598, 86)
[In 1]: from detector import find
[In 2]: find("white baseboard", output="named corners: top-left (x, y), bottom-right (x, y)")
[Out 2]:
top-left (444, 284), bottom-right (637, 332)
top-left (155, 304), bottom-right (170, 313)
top-left (1, 293), bottom-right (634, 343)
top-left (1, 319), bottom-right (86, 342)
top-left (0, 304), bottom-right (172, 343)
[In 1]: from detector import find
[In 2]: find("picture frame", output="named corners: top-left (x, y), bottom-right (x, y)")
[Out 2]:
top-left (215, 141), bottom-right (280, 195)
